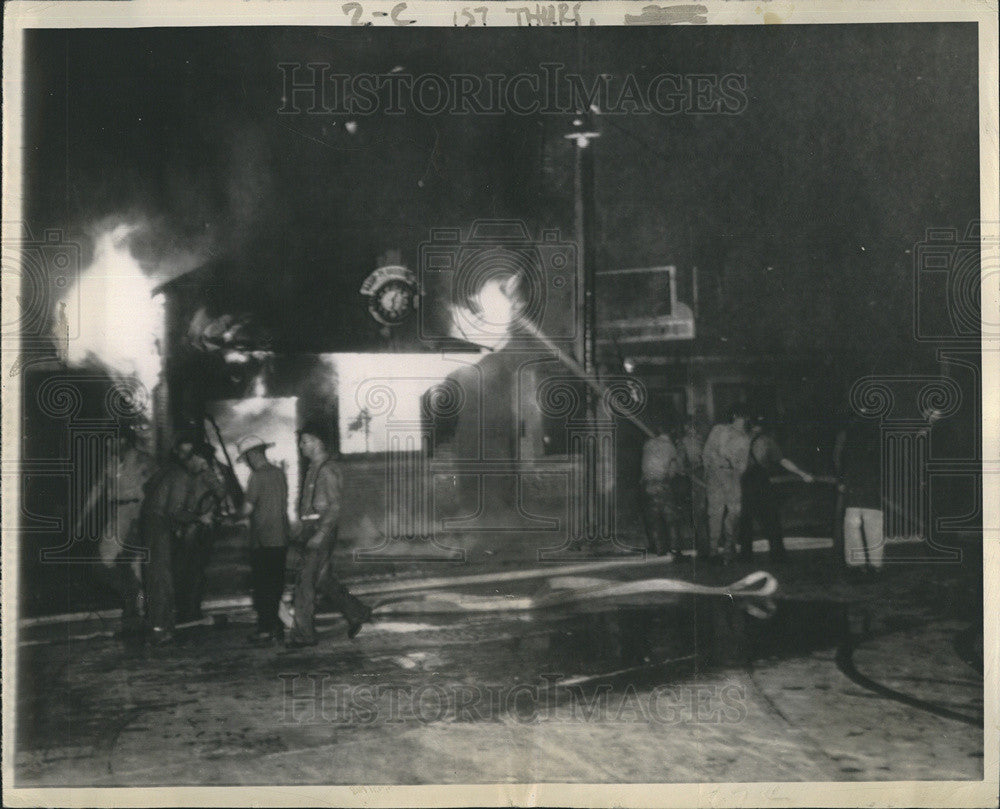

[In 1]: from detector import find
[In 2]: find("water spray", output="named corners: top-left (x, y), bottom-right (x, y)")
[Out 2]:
top-left (449, 274), bottom-right (657, 438)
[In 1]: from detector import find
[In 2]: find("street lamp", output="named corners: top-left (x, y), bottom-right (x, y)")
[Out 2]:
top-left (563, 113), bottom-right (601, 378)
top-left (562, 111), bottom-right (609, 550)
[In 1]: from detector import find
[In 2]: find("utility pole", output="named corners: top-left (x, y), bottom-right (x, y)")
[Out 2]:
top-left (564, 112), bottom-right (603, 550)
top-left (566, 114), bottom-right (600, 379)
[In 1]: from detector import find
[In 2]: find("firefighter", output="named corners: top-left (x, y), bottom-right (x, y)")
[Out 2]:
top-left (678, 416), bottom-right (710, 559)
top-left (287, 422), bottom-right (372, 648)
top-left (237, 435), bottom-right (290, 645)
top-left (834, 407), bottom-right (884, 572)
top-left (173, 442), bottom-right (226, 624)
top-left (738, 416), bottom-right (813, 562)
top-left (141, 435), bottom-right (197, 645)
top-left (87, 422), bottom-right (155, 638)
top-left (640, 424), bottom-right (683, 557)
top-left (701, 406), bottom-right (752, 563)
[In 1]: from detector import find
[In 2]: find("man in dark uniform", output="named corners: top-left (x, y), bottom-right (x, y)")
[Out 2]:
top-left (237, 434), bottom-right (290, 644)
top-left (738, 416), bottom-right (813, 562)
top-left (287, 422), bottom-right (372, 648)
top-left (678, 417), bottom-right (710, 559)
top-left (173, 442), bottom-right (226, 623)
top-left (141, 436), bottom-right (197, 645)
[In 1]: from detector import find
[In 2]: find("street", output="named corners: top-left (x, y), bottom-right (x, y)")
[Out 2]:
top-left (15, 543), bottom-right (984, 786)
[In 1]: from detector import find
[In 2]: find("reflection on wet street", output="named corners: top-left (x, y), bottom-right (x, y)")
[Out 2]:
top-left (15, 567), bottom-right (984, 786)
top-left (412, 594), bottom-right (852, 692)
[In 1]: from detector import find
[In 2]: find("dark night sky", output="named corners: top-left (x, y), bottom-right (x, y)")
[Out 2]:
top-left (24, 23), bottom-right (980, 371)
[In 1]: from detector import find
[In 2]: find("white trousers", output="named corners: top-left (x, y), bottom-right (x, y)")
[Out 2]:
top-left (843, 507), bottom-right (884, 568)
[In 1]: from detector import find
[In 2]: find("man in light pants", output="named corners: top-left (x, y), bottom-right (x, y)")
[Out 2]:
top-left (835, 410), bottom-right (884, 571)
top-left (640, 425), bottom-right (683, 557)
top-left (702, 407), bottom-right (752, 564)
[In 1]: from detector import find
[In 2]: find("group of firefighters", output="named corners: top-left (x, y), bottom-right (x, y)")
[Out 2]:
top-left (90, 400), bottom-right (892, 644)
top-left (639, 405), bottom-right (888, 570)
top-left (92, 422), bottom-right (371, 647)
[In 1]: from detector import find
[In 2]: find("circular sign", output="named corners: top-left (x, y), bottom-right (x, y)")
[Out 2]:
top-left (360, 265), bottom-right (419, 327)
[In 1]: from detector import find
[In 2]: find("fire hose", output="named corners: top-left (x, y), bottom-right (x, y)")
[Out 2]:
top-left (519, 318), bottom-right (657, 438)
top-left (370, 570), bottom-right (778, 615)
top-left (520, 319), bottom-right (844, 499)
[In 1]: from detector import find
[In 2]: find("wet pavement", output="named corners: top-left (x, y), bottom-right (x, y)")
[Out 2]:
top-left (13, 547), bottom-right (985, 786)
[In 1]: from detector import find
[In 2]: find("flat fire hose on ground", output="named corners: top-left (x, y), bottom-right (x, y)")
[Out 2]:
top-left (368, 570), bottom-right (779, 615)
top-left (23, 570), bottom-right (778, 645)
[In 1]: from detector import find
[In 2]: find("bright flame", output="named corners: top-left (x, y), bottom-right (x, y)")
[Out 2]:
top-left (477, 277), bottom-right (515, 326)
top-left (61, 224), bottom-right (165, 408)
top-left (449, 275), bottom-right (520, 351)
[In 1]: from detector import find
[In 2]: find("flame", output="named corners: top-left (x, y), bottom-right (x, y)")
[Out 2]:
top-left (61, 223), bottom-right (165, 409)
top-left (448, 275), bottom-right (521, 351)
